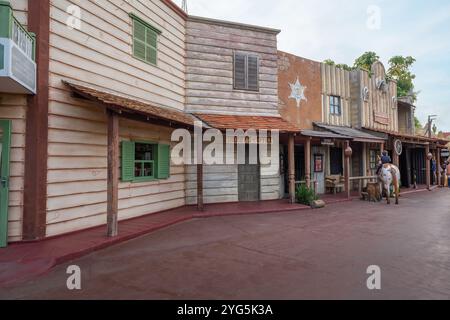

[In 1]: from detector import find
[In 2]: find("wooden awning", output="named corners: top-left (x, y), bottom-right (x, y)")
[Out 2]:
top-left (194, 113), bottom-right (300, 133)
top-left (63, 80), bottom-right (197, 127)
top-left (363, 127), bottom-right (448, 146)
top-left (300, 130), bottom-right (353, 140)
top-left (313, 123), bottom-right (385, 143)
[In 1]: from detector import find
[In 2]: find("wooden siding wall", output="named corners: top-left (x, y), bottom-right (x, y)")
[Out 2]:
top-left (11, 0), bottom-right (28, 28)
top-left (358, 62), bottom-right (398, 132)
top-left (46, 0), bottom-right (187, 237)
top-left (46, 95), bottom-right (186, 237)
top-left (398, 105), bottom-right (414, 135)
top-left (49, 0), bottom-right (186, 111)
top-left (0, 94), bottom-right (27, 242)
top-left (186, 18), bottom-right (279, 116)
top-left (321, 64), bottom-right (351, 126)
top-left (2, 1), bottom-right (29, 242)
top-left (186, 143), bottom-right (281, 204)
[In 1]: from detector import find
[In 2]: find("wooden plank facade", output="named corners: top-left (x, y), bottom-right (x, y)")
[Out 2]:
top-left (185, 16), bottom-right (282, 204)
top-left (1, 1), bottom-right (446, 244)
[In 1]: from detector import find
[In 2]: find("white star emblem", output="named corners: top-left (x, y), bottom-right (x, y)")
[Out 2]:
top-left (289, 77), bottom-right (307, 108)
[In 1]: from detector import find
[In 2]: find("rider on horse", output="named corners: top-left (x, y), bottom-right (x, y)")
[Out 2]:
top-left (376, 150), bottom-right (391, 175)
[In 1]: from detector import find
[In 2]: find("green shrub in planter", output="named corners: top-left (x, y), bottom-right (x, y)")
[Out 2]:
top-left (296, 184), bottom-right (318, 206)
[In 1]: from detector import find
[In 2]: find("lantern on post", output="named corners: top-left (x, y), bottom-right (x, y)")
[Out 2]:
top-left (345, 146), bottom-right (353, 158)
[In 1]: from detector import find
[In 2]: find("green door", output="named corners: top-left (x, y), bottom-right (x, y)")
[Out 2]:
top-left (0, 120), bottom-right (11, 248)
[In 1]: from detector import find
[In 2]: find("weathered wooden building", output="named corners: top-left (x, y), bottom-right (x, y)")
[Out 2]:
top-left (0, 0), bottom-right (299, 246)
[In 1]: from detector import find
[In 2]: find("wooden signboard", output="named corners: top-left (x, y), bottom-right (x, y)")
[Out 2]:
top-left (374, 111), bottom-right (389, 126)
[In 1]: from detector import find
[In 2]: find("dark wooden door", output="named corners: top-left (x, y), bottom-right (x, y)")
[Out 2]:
top-left (330, 147), bottom-right (343, 175)
top-left (411, 148), bottom-right (426, 185)
top-left (238, 144), bottom-right (260, 202)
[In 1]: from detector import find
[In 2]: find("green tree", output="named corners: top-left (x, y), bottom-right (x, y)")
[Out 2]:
top-left (387, 56), bottom-right (417, 102)
top-left (353, 51), bottom-right (380, 72)
top-left (414, 116), bottom-right (422, 130)
top-left (323, 59), bottom-right (353, 71)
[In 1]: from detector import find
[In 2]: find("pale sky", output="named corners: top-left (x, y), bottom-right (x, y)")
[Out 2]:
top-left (179, 0), bottom-right (450, 132)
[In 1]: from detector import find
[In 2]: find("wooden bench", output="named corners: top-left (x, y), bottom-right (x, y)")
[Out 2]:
top-left (325, 175), bottom-right (345, 194)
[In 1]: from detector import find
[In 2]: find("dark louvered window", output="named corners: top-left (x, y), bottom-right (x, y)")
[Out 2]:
top-left (234, 53), bottom-right (259, 91)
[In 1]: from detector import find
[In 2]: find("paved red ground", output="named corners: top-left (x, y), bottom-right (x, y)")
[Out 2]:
top-left (1, 189), bottom-right (449, 300)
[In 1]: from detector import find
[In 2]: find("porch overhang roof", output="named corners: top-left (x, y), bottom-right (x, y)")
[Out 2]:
top-left (362, 127), bottom-right (448, 146)
top-left (300, 130), bottom-right (353, 140)
top-left (63, 80), bottom-right (197, 128)
top-left (313, 123), bottom-right (386, 143)
top-left (193, 113), bottom-right (300, 133)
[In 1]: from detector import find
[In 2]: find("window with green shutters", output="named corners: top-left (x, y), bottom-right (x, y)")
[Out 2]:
top-left (121, 141), bottom-right (170, 182)
top-left (130, 13), bottom-right (161, 65)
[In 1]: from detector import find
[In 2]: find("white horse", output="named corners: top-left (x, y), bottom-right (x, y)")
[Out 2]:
top-left (378, 164), bottom-right (401, 205)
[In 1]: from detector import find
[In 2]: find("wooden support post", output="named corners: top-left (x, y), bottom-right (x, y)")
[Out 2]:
top-left (437, 148), bottom-right (441, 187)
top-left (197, 164), bottom-right (204, 210)
top-left (392, 139), bottom-right (399, 167)
top-left (380, 142), bottom-right (385, 154)
top-left (197, 128), bottom-right (204, 211)
top-left (426, 144), bottom-right (431, 190)
top-left (362, 143), bottom-right (368, 188)
top-left (305, 138), bottom-right (311, 189)
top-left (344, 140), bottom-right (351, 199)
top-left (288, 134), bottom-right (295, 204)
top-left (107, 110), bottom-right (119, 237)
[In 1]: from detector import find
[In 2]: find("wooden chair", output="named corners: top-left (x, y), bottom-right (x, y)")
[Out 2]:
top-left (325, 175), bottom-right (345, 194)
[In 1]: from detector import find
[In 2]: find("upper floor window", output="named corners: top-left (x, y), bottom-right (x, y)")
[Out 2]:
top-left (233, 52), bottom-right (259, 91)
top-left (130, 13), bottom-right (161, 65)
top-left (329, 95), bottom-right (342, 116)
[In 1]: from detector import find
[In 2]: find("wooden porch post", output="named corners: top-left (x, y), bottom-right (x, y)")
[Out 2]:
top-left (288, 134), bottom-right (295, 204)
top-left (197, 128), bottom-right (204, 211)
top-left (344, 140), bottom-right (351, 199)
top-left (392, 139), bottom-right (400, 167)
top-left (437, 147), bottom-right (442, 186)
top-left (107, 109), bottom-right (119, 237)
top-left (426, 143), bottom-right (431, 190)
top-left (305, 138), bottom-right (311, 189)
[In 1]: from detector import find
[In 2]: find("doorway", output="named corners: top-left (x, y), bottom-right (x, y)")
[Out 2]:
top-left (0, 120), bottom-right (12, 248)
top-left (330, 147), bottom-right (343, 175)
top-left (238, 143), bottom-right (260, 202)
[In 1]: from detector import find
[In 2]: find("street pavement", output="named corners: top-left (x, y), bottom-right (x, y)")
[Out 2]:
top-left (1, 189), bottom-right (449, 300)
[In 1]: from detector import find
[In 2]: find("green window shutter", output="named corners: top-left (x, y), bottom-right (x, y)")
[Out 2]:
top-left (133, 20), bottom-right (146, 61)
top-left (145, 28), bottom-right (157, 65)
top-left (156, 144), bottom-right (170, 179)
top-left (121, 141), bottom-right (135, 181)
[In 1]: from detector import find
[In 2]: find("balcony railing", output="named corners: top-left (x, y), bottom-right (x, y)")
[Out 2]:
top-left (0, 0), bottom-right (35, 61)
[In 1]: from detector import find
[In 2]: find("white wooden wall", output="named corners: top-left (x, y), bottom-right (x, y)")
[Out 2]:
top-left (49, 0), bottom-right (186, 111)
top-left (186, 17), bottom-right (279, 116)
top-left (45, 96), bottom-right (186, 237)
top-left (45, 0), bottom-right (187, 237)
top-left (321, 64), bottom-right (351, 126)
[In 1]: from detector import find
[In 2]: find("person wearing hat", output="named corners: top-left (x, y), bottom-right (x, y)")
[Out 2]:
top-left (376, 150), bottom-right (392, 175)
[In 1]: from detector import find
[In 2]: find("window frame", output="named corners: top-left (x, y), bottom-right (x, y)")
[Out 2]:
top-left (129, 13), bottom-right (162, 66)
top-left (369, 149), bottom-right (380, 170)
top-left (133, 141), bottom-right (156, 181)
top-left (329, 95), bottom-right (342, 116)
top-left (233, 52), bottom-right (260, 92)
